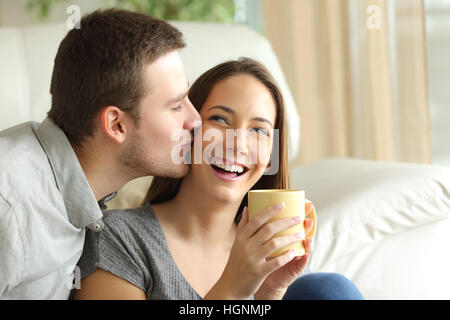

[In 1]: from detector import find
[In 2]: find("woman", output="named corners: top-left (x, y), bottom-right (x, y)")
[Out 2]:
top-left (73, 58), bottom-right (363, 300)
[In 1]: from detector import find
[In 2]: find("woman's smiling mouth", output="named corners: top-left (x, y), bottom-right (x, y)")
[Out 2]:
top-left (209, 157), bottom-right (250, 181)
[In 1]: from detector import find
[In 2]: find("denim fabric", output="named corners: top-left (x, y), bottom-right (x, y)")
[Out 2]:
top-left (283, 273), bottom-right (364, 300)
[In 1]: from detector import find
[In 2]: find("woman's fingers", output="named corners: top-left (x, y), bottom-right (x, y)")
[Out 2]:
top-left (260, 232), bottom-right (313, 265)
top-left (259, 233), bottom-right (303, 259)
top-left (294, 253), bottom-right (310, 271)
top-left (303, 238), bottom-right (313, 254)
top-left (240, 202), bottom-right (285, 239)
top-left (305, 201), bottom-right (313, 215)
top-left (304, 218), bottom-right (314, 238)
top-left (263, 248), bottom-right (297, 274)
top-left (252, 216), bottom-right (302, 244)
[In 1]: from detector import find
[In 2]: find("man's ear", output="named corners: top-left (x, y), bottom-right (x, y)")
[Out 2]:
top-left (99, 106), bottom-right (127, 144)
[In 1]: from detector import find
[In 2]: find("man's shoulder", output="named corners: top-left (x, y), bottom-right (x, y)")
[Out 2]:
top-left (0, 121), bottom-right (38, 140)
top-left (0, 121), bottom-right (42, 166)
top-left (0, 121), bottom-right (59, 205)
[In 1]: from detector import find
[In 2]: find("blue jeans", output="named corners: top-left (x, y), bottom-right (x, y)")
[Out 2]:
top-left (283, 273), bottom-right (364, 300)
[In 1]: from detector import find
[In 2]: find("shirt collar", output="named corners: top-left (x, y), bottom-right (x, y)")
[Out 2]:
top-left (34, 117), bottom-right (110, 231)
top-left (99, 192), bottom-right (117, 211)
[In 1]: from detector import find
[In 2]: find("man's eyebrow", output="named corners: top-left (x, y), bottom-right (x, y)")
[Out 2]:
top-left (167, 91), bottom-right (188, 104)
top-left (167, 81), bottom-right (190, 105)
top-left (208, 105), bottom-right (274, 127)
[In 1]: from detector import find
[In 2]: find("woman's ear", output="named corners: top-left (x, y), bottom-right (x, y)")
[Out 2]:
top-left (99, 106), bottom-right (127, 144)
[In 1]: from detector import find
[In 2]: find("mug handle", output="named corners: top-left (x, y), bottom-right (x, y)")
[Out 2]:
top-left (305, 199), bottom-right (317, 241)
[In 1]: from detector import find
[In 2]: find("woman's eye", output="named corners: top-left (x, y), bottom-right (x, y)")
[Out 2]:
top-left (250, 128), bottom-right (270, 136)
top-left (209, 115), bottom-right (229, 125)
top-left (172, 105), bottom-right (182, 111)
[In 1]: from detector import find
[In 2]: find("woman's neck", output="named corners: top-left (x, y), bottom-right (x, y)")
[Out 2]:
top-left (154, 176), bottom-right (241, 247)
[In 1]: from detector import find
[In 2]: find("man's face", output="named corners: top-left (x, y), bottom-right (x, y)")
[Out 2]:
top-left (120, 50), bottom-right (200, 178)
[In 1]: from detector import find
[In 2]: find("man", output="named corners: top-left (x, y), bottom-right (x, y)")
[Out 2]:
top-left (0, 9), bottom-right (200, 299)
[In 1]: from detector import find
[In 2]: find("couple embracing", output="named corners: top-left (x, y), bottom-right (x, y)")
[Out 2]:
top-left (0, 9), bottom-right (362, 300)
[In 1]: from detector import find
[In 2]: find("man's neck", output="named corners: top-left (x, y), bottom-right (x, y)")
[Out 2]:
top-left (72, 143), bottom-right (129, 201)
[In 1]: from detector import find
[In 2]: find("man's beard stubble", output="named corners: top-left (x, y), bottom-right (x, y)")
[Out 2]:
top-left (119, 133), bottom-right (190, 179)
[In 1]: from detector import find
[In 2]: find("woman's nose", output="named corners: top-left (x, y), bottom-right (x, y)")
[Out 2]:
top-left (225, 128), bottom-right (248, 160)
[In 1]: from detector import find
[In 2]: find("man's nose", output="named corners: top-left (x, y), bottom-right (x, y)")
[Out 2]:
top-left (183, 98), bottom-right (202, 131)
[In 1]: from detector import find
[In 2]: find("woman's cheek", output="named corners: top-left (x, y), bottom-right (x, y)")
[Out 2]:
top-left (251, 135), bottom-right (272, 167)
top-left (200, 125), bottom-right (225, 161)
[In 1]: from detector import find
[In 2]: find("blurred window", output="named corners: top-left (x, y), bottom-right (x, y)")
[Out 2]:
top-left (425, 0), bottom-right (450, 166)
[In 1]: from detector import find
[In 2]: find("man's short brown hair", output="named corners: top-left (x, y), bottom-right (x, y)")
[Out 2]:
top-left (48, 9), bottom-right (185, 146)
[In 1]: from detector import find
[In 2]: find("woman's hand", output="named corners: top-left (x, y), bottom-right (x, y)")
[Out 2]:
top-left (254, 202), bottom-right (315, 300)
top-left (204, 202), bottom-right (304, 300)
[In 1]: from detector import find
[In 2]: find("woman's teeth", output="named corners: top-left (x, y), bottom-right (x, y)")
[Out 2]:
top-left (213, 163), bottom-right (244, 173)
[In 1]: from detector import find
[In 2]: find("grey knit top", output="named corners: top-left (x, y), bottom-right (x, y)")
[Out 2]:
top-left (76, 203), bottom-right (202, 300)
top-left (76, 203), bottom-right (309, 300)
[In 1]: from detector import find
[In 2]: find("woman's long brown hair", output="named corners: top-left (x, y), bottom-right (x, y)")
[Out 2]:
top-left (142, 57), bottom-right (289, 222)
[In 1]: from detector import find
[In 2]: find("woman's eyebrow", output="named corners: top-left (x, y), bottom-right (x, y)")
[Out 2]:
top-left (209, 105), bottom-right (274, 127)
top-left (208, 105), bottom-right (235, 114)
top-left (252, 117), bottom-right (274, 128)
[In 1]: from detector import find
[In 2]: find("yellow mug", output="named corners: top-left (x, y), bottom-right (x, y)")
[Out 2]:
top-left (248, 189), bottom-right (317, 258)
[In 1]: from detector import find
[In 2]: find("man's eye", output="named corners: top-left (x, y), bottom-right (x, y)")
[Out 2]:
top-left (172, 105), bottom-right (182, 111)
top-left (209, 115), bottom-right (229, 125)
top-left (250, 128), bottom-right (270, 136)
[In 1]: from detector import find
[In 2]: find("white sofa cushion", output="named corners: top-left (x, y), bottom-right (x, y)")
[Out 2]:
top-left (318, 219), bottom-right (450, 299)
top-left (291, 158), bottom-right (450, 299)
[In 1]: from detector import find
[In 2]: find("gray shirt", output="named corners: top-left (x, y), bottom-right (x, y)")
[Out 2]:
top-left (77, 204), bottom-right (310, 300)
top-left (77, 203), bottom-right (202, 300)
top-left (0, 118), bottom-right (109, 299)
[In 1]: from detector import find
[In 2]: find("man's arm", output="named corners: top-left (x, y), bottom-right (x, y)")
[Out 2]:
top-left (0, 195), bottom-right (25, 297)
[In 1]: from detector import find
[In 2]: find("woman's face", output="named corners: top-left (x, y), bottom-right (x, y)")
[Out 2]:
top-left (189, 74), bottom-right (277, 204)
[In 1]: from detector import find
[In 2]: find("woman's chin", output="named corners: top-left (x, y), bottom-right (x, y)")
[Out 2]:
top-left (208, 185), bottom-right (246, 204)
